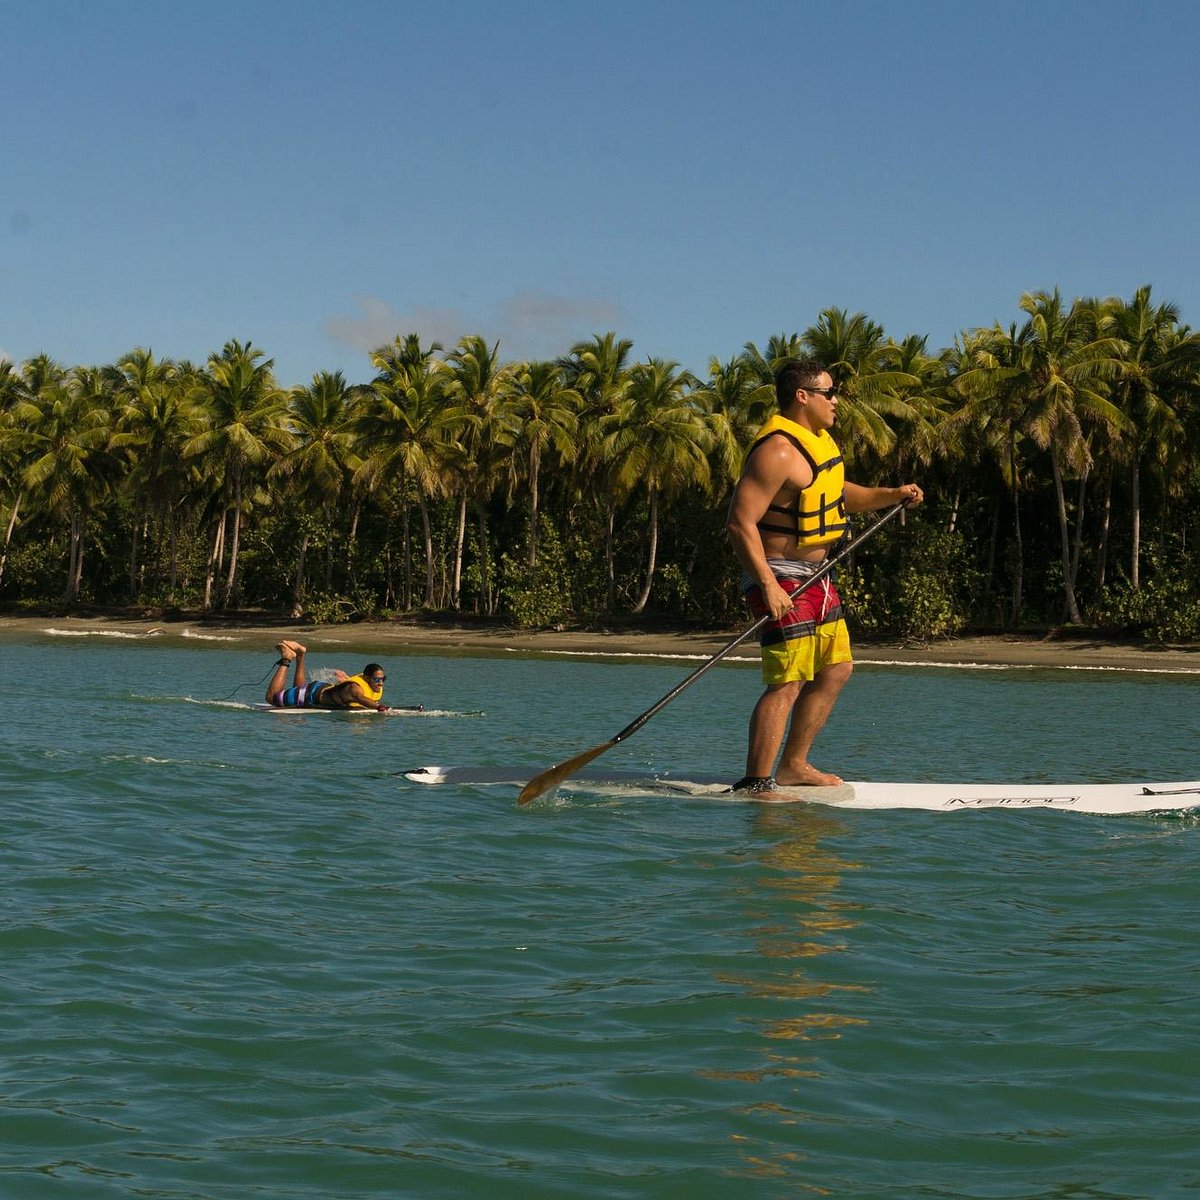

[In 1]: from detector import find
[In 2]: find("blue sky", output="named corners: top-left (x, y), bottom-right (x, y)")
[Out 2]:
top-left (4, 0), bottom-right (1198, 387)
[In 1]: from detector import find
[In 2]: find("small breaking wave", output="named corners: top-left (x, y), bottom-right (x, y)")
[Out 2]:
top-left (43, 627), bottom-right (161, 639)
top-left (856, 655), bottom-right (1200, 675)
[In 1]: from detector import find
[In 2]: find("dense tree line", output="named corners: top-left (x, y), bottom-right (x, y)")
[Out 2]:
top-left (3, 286), bottom-right (1200, 641)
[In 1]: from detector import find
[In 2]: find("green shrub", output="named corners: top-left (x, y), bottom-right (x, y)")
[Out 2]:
top-left (1095, 547), bottom-right (1200, 642)
top-left (839, 520), bottom-right (979, 641)
top-left (498, 523), bottom-right (573, 629)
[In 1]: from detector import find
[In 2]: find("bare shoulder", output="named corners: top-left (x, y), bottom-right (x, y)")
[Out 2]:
top-left (745, 433), bottom-right (799, 474)
top-left (743, 432), bottom-right (810, 489)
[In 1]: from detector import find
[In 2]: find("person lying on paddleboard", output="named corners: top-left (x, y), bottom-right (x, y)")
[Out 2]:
top-left (266, 641), bottom-right (392, 710)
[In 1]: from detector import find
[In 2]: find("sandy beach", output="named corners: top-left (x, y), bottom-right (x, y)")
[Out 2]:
top-left (4, 613), bottom-right (1200, 674)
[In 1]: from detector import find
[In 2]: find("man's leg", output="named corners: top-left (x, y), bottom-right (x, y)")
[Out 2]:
top-left (745, 681), bottom-right (801, 778)
top-left (775, 661), bottom-right (853, 786)
top-left (266, 642), bottom-right (296, 704)
top-left (289, 642), bottom-right (308, 688)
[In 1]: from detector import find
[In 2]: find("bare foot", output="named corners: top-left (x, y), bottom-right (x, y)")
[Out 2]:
top-left (729, 776), bottom-right (804, 803)
top-left (776, 763), bottom-right (844, 787)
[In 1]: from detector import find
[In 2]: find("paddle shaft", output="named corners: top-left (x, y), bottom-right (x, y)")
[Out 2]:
top-left (517, 501), bottom-right (908, 804)
top-left (609, 501), bottom-right (907, 743)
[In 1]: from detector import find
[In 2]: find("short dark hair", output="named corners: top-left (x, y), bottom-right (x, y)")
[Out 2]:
top-left (363, 662), bottom-right (384, 678)
top-left (774, 357), bottom-right (829, 409)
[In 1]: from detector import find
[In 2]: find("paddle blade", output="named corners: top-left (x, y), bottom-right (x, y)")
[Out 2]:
top-left (517, 740), bottom-right (616, 805)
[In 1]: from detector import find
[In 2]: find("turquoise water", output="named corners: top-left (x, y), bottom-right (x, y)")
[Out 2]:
top-left (2, 628), bottom-right (1198, 1199)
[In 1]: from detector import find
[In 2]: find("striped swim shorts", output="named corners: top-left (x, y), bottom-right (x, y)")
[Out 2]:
top-left (269, 681), bottom-right (330, 708)
top-left (744, 574), bottom-right (852, 684)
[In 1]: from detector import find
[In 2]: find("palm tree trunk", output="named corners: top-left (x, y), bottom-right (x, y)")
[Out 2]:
top-left (0, 490), bottom-right (22, 588)
top-left (984, 501), bottom-right (1000, 621)
top-left (219, 463), bottom-right (246, 610)
top-left (223, 489), bottom-right (243, 610)
top-left (382, 509), bottom-right (395, 608)
top-left (1094, 468), bottom-right (1112, 593)
top-left (417, 492), bottom-right (436, 608)
top-left (323, 501), bottom-right (335, 593)
top-left (1049, 451), bottom-right (1081, 624)
top-left (346, 503), bottom-right (362, 589)
top-left (452, 494), bottom-right (467, 609)
top-left (632, 487), bottom-right (659, 613)
top-left (1009, 429), bottom-right (1023, 628)
top-left (63, 510), bottom-right (85, 603)
top-left (526, 447), bottom-right (542, 568)
top-left (292, 531), bottom-right (310, 617)
top-left (401, 507), bottom-right (412, 610)
top-left (475, 502), bottom-right (492, 614)
top-left (128, 505), bottom-right (145, 601)
top-left (1068, 465), bottom-right (1088, 604)
top-left (604, 503), bottom-right (617, 614)
top-left (1131, 455), bottom-right (1142, 590)
top-left (204, 514), bottom-right (225, 611)
top-left (168, 507), bottom-right (180, 602)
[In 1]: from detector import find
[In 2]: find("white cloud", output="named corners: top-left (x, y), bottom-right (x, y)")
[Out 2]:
top-left (493, 288), bottom-right (622, 359)
top-left (326, 288), bottom-right (625, 364)
top-left (324, 297), bottom-right (468, 357)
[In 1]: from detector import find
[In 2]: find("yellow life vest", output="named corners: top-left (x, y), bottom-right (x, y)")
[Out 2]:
top-left (343, 673), bottom-right (384, 707)
top-left (751, 415), bottom-right (848, 548)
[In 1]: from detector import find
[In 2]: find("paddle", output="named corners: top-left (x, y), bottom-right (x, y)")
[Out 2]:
top-left (517, 501), bottom-right (910, 804)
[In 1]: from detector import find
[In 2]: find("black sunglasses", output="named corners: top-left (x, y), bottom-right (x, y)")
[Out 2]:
top-left (369, 674), bottom-right (386, 683)
top-left (803, 385), bottom-right (838, 399)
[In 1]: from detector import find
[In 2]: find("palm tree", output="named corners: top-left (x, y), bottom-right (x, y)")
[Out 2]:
top-left (499, 360), bottom-right (580, 566)
top-left (560, 332), bottom-right (635, 405)
top-left (108, 348), bottom-right (195, 599)
top-left (801, 308), bottom-right (918, 475)
top-left (273, 370), bottom-right (365, 611)
top-left (1013, 291), bottom-right (1124, 621)
top-left (358, 338), bottom-right (466, 608)
top-left (444, 335), bottom-right (510, 607)
top-left (601, 359), bottom-right (709, 613)
top-left (879, 335), bottom-right (952, 479)
top-left (740, 333), bottom-right (806, 387)
top-left (952, 324), bottom-right (1033, 623)
top-left (694, 354), bottom-right (774, 475)
top-left (561, 333), bottom-right (635, 611)
top-left (0, 358), bottom-right (29, 589)
top-left (185, 340), bottom-right (287, 610)
top-left (1107, 286), bottom-right (1200, 589)
top-left (13, 362), bottom-right (116, 602)
top-left (955, 293), bottom-right (1124, 623)
top-left (5, 357), bottom-right (73, 589)
top-left (936, 338), bottom-right (1013, 615)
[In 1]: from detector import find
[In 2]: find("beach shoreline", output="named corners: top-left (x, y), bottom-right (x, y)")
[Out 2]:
top-left (4, 612), bottom-right (1200, 674)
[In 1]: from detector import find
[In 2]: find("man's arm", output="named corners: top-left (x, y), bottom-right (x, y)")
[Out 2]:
top-left (726, 441), bottom-right (812, 621)
top-left (844, 481), bottom-right (924, 513)
top-left (343, 680), bottom-right (388, 711)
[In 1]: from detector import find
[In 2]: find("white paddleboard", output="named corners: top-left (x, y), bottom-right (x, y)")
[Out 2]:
top-left (252, 704), bottom-right (483, 717)
top-left (402, 765), bottom-right (1200, 815)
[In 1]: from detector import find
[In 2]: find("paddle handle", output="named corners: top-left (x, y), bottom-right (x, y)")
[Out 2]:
top-left (610, 501), bottom-right (908, 745)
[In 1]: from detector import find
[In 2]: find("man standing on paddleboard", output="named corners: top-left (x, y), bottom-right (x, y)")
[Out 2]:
top-left (726, 357), bottom-right (923, 795)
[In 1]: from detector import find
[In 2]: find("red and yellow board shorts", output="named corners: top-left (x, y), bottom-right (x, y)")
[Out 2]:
top-left (745, 575), bottom-right (852, 684)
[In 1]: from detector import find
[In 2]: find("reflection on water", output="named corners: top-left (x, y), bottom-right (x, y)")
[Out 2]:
top-left (703, 804), bottom-right (869, 1179)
